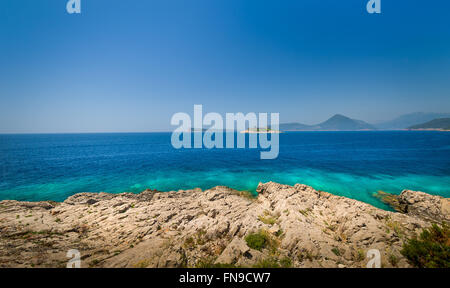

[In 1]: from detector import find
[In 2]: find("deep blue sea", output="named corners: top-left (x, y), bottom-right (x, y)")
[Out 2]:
top-left (0, 131), bottom-right (449, 210)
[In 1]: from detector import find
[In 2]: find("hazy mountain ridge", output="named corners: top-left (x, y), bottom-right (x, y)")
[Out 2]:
top-left (280, 114), bottom-right (376, 131)
top-left (280, 112), bottom-right (450, 131)
top-left (408, 118), bottom-right (450, 130)
top-left (375, 112), bottom-right (450, 130)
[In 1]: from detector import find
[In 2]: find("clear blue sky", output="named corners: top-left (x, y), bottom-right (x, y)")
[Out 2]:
top-left (1, 0), bottom-right (449, 133)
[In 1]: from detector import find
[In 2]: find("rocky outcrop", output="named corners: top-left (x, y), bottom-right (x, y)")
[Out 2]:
top-left (375, 189), bottom-right (450, 223)
top-left (398, 190), bottom-right (450, 223)
top-left (0, 182), bottom-right (447, 268)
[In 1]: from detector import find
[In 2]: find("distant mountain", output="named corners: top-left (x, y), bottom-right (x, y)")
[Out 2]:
top-left (317, 114), bottom-right (376, 130)
top-left (376, 112), bottom-right (450, 130)
top-left (408, 118), bottom-right (450, 131)
top-left (280, 114), bottom-right (376, 131)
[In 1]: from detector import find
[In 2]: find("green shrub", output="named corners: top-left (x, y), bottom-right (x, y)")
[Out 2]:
top-left (401, 223), bottom-right (450, 268)
top-left (195, 229), bottom-right (207, 245)
top-left (331, 247), bottom-right (341, 256)
top-left (388, 254), bottom-right (399, 267)
top-left (183, 236), bottom-right (195, 248)
top-left (274, 229), bottom-right (283, 238)
top-left (386, 219), bottom-right (404, 238)
top-left (279, 257), bottom-right (292, 268)
top-left (252, 257), bottom-right (280, 268)
top-left (196, 260), bottom-right (240, 268)
top-left (298, 250), bottom-right (315, 262)
top-left (354, 249), bottom-right (365, 262)
top-left (258, 215), bottom-right (277, 225)
top-left (299, 209), bottom-right (311, 217)
top-left (230, 190), bottom-right (256, 200)
top-left (245, 232), bottom-right (268, 251)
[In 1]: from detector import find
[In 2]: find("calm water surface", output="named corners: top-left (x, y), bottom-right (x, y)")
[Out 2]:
top-left (0, 131), bottom-right (449, 210)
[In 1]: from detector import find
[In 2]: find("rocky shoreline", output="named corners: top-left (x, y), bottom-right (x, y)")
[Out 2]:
top-left (0, 182), bottom-right (448, 268)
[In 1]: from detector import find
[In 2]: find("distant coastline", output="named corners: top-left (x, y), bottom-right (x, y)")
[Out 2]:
top-left (240, 128), bottom-right (282, 134)
top-left (407, 117), bottom-right (450, 131)
top-left (407, 128), bottom-right (450, 132)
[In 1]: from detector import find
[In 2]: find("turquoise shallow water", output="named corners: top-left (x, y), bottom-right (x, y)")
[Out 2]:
top-left (0, 131), bottom-right (449, 210)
